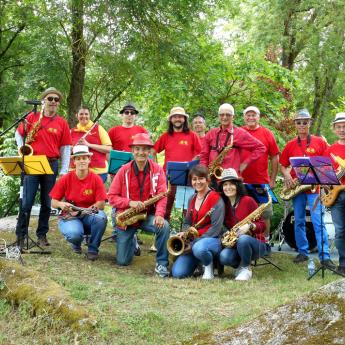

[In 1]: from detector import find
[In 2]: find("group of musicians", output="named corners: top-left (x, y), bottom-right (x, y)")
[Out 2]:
top-left (13, 86), bottom-right (345, 279)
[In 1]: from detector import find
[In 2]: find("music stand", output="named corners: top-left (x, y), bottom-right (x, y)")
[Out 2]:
top-left (290, 156), bottom-right (344, 279)
top-left (108, 150), bottom-right (133, 174)
top-left (0, 155), bottom-right (53, 254)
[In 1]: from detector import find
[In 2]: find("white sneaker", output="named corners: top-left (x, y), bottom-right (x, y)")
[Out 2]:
top-left (202, 262), bottom-right (214, 280)
top-left (235, 267), bottom-right (252, 281)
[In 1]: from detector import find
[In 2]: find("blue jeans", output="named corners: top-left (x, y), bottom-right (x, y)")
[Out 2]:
top-left (293, 192), bottom-right (330, 260)
top-left (58, 211), bottom-right (107, 253)
top-left (219, 235), bottom-right (268, 268)
top-left (115, 214), bottom-right (169, 266)
top-left (171, 237), bottom-right (222, 278)
top-left (330, 191), bottom-right (345, 267)
top-left (16, 161), bottom-right (58, 238)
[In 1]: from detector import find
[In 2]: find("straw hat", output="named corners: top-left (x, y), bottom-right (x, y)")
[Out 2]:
top-left (167, 106), bottom-right (189, 120)
top-left (40, 87), bottom-right (63, 100)
top-left (71, 145), bottom-right (93, 157)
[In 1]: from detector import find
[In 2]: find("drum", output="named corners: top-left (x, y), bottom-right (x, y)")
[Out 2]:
top-left (282, 210), bottom-right (317, 250)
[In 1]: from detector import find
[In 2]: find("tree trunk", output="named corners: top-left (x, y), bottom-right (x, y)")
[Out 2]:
top-left (66, 0), bottom-right (86, 126)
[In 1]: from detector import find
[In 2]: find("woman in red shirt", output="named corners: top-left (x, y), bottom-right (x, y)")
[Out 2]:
top-left (50, 145), bottom-right (107, 261)
top-left (219, 168), bottom-right (268, 281)
top-left (171, 165), bottom-right (224, 279)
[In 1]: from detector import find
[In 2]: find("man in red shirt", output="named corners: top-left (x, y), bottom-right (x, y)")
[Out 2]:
top-left (108, 103), bottom-right (148, 152)
top-left (153, 106), bottom-right (201, 221)
top-left (200, 103), bottom-right (266, 181)
top-left (324, 113), bottom-right (345, 274)
top-left (108, 133), bottom-right (170, 277)
top-left (15, 87), bottom-right (72, 248)
top-left (241, 106), bottom-right (280, 238)
top-left (280, 109), bottom-right (335, 268)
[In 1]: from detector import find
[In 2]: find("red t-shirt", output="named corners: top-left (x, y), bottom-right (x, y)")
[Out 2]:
top-left (325, 142), bottom-right (345, 184)
top-left (108, 125), bottom-right (148, 152)
top-left (279, 135), bottom-right (328, 178)
top-left (153, 131), bottom-right (201, 171)
top-left (50, 171), bottom-right (107, 208)
top-left (224, 195), bottom-right (266, 243)
top-left (241, 126), bottom-right (280, 183)
top-left (18, 112), bottom-right (72, 158)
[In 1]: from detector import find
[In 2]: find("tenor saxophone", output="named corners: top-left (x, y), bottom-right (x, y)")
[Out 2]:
top-left (279, 180), bottom-right (315, 201)
top-left (167, 208), bottom-right (214, 256)
top-left (221, 193), bottom-right (272, 248)
top-left (116, 183), bottom-right (170, 228)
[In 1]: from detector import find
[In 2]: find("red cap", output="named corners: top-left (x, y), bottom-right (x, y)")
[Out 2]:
top-left (129, 133), bottom-right (154, 148)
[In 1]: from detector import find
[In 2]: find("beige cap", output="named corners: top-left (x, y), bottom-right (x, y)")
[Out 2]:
top-left (167, 106), bottom-right (189, 120)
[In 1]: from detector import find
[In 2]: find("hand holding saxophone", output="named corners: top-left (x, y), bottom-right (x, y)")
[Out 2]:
top-left (237, 223), bottom-right (252, 236)
top-left (129, 200), bottom-right (146, 212)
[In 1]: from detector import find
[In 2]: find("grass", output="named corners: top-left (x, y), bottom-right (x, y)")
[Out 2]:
top-left (0, 212), bottom-right (342, 345)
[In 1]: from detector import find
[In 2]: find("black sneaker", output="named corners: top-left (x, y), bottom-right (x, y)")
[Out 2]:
top-left (37, 236), bottom-right (50, 246)
top-left (293, 253), bottom-right (308, 263)
top-left (320, 259), bottom-right (336, 270)
top-left (337, 266), bottom-right (345, 275)
top-left (16, 237), bottom-right (25, 251)
top-left (134, 245), bottom-right (141, 256)
top-left (86, 252), bottom-right (99, 261)
top-left (71, 244), bottom-right (82, 254)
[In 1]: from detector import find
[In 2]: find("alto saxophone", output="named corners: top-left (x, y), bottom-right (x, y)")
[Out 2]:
top-left (167, 208), bottom-right (214, 256)
top-left (18, 103), bottom-right (44, 156)
top-left (279, 179), bottom-right (315, 201)
top-left (221, 193), bottom-right (272, 248)
top-left (116, 183), bottom-right (171, 228)
top-left (208, 135), bottom-right (234, 179)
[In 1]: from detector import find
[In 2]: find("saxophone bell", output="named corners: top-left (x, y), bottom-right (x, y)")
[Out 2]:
top-left (212, 166), bottom-right (223, 180)
top-left (167, 235), bottom-right (186, 256)
top-left (18, 144), bottom-right (33, 156)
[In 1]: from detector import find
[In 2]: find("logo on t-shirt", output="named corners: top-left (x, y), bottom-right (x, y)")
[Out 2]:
top-left (306, 147), bottom-right (316, 154)
top-left (179, 140), bottom-right (189, 145)
top-left (48, 127), bottom-right (58, 134)
top-left (83, 189), bottom-right (94, 196)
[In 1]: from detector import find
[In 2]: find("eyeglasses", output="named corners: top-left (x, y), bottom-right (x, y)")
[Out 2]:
top-left (219, 113), bottom-right (233, 117)
top-left (46, 96), bottom-right (60, 102)
top-left (295, 121), bottom-right (309, 125)
top-left (124, 110), bottom-right (136, 115)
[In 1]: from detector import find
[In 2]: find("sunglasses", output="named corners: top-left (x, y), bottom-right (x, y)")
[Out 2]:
top-left (46, 96), bottom-right (60, 102)
top-left (124, 110), bottom-right (136, 115)
top-left (295, 121), bottom-right (309, 125)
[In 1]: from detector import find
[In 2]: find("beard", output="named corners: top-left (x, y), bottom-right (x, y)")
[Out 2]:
top-left (173, 122), bottom-right (183, 130)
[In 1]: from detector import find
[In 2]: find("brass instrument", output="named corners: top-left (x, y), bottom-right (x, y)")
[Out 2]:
top-left (18, 103), bottom-right (44, 156)
top-left (116, 183), bottom-right (170, 228)
top-left (208, 136), bottom-right (234, 179)
top-left (167, 208), bottom-right (214, 256)
top-left (279, 179), bottom-right (315, 201)
top-left (221, 193), bottom-right (272, 248)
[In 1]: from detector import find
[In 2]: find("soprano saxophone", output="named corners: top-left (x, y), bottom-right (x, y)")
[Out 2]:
top-left (116, 183), bottom-right (170, 228)
top-left (221, 193), bottom-right (272, 248)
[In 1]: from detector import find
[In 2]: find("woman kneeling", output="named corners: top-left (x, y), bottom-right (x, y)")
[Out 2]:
top-left (219, 168), bottom-right (269, 281)
top-left (171, 165), bottom-right (224, 279)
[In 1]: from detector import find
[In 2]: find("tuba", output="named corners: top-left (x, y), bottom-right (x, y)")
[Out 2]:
top-left (221, 193), bottom-right (272, 248)
top-left (18, 103), bottom-right (44, 156)
top-left (116, 183), bottom-right (170, 228)
top-left (167, 208), bottom-right (214, 256)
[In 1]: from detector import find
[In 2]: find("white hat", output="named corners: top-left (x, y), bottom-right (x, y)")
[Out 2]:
top-left (218, 103), bottom-right (234, 115)
top-left (332, 112), bottom-right (345, 125)
top-left (220, 168), bottom-right (242, 182)
top-left (71, 145), bottom-right (93, 157)
top-left (167, 106), bottom-right (189, 121)
top-left (243, 106), bottom-right (260, 116)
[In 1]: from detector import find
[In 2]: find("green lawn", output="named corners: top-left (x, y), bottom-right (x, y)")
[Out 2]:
top-left (0, 216), bottom-right (341, 345)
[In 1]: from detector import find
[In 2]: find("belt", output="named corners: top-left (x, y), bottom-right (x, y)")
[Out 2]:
top-left (48, 157), bottom-right (59, 162)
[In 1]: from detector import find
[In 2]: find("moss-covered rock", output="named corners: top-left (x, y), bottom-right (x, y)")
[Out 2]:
top-left (0, 258), bottom-right (97, 331)
top-left (188, 278), bottom-right (345, 345)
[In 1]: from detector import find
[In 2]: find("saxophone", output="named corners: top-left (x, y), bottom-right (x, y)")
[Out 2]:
top-left (18, 104), bottom-right (44, 156)
top-left (221, 193), bottom-right (272, 248)
top-left (279, 179), bottom-right (315, 201)
top-left (167, 208), bottom-right (214, 256)
top-left (208, 143), bottom-right (233, 179)
top-left (116, 183), bottom-right (170, 228)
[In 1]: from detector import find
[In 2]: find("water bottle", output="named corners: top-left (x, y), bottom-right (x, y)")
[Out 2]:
top-left (308, 258), bottom-right (315, 277)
